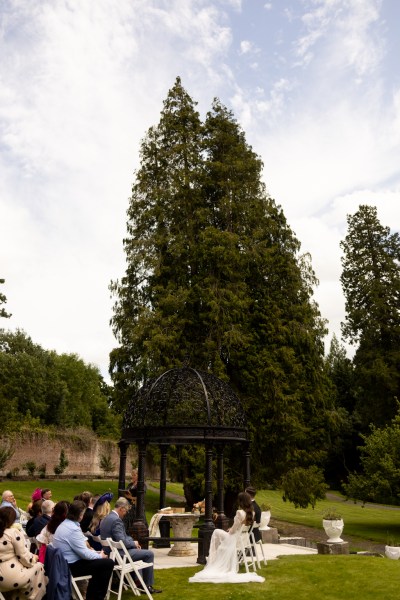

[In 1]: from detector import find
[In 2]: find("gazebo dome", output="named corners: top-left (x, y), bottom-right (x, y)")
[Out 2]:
top-left (122, 366), bottom-right (247, 444)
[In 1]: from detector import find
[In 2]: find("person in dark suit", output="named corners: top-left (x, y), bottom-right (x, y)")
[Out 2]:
top-left (100, 497), bottom-right (162, 594)
top-left (245, 486), bottom-right (262, 543)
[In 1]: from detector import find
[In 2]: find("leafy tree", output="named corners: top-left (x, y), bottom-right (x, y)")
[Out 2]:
top-left (343, 406), bottom-right (400, 505)
top-left (340, 205), bottom-right (400, 429)
top-left (0, 279), bottom-right (11, 319)
top-left (0, 329), bottom-right (120, 436)
top-left (110, 78), bottom-right (337, 486)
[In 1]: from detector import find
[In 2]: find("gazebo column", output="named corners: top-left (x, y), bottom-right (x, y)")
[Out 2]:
top-left (118, 440), bottom-right (129, 495)
top-left (243, 441), bottom-right (251, 489)
top-left (214, 445), bottom-right (229, 530)
top-left (197, 444), bottom-right (215, 564)
top-left (132, 441), bottom-right (149, 548)
top-left (154, 443), bottom-right (171, 548)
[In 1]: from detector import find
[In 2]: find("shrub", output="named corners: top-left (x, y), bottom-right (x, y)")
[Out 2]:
top-left (22, 461), bottom-right (37, 477)
top-left (54, 449), bottom-right (69, 475)
top-left (99, 453), bottom-right (115, 476)
top-left (281, 466), bottom-right (328, 509)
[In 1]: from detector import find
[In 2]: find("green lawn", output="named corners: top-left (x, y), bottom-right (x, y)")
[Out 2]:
top-left (145, 555), bottom-right (400, 600)
top-left (3, 480), bottom-right (400, 599)
top-left (6, 480), bottom-right (400, 545)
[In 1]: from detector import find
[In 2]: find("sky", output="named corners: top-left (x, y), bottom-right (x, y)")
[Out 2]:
top-left (1, 0), bottom-right (400, 382)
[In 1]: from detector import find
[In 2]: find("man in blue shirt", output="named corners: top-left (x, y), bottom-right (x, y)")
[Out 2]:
top-left (53, 500), bottom-right (114, 600)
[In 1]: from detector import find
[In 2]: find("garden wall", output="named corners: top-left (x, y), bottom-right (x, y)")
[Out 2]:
top-left (0, 429), bottom-right (140, 479)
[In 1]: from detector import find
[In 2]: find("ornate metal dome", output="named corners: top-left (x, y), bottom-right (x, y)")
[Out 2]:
top-left (124, 366), bottom-right (246, 428)
top-left (122, 366), bottom-right (247, 445)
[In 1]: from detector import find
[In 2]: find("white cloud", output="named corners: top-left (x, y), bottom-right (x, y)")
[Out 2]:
top-left (1, 0), bottom-right (399, 382)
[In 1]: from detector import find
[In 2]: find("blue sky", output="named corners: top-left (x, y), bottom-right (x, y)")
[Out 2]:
top-left (1, 0), bottom-right (399, 380)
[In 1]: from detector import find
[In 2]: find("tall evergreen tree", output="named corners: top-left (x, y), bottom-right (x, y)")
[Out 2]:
top-left (340, 205), bottom-right (400, 428)
top-left (110, 78), bottom-right (337, 482)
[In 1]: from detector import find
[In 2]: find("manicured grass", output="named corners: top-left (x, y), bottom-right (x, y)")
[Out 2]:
top-left (123, 555), bottom-right (400, 600)
top-left (1, 479), bottom-right (184, 524)
top-left (255, 489), bottom-right (400, 545)
top-left (5, 479), bottom-right (400, 545)
top-left (4, 480), bottom-right (400, 598)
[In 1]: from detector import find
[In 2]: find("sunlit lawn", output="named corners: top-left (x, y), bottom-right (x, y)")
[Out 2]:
top-left (7, 480), bottom-right (400, 545)
top-left (4, 480), bottom-right (400, 599)
top-left (124, 555), bottom-right (400, 600)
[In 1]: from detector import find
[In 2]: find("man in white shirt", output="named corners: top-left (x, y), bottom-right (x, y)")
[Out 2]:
top-left (53, 500), bottom-right (114, 600)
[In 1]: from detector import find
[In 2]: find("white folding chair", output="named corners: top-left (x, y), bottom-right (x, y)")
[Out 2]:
top-left (106, 538), bottom-right (153, 600)
top-left (249, 522), bottom-right (267, 567)
top-left (71, 574), bottom-right (92, 600)
top-left (237, 524), bottom-right (258, 572)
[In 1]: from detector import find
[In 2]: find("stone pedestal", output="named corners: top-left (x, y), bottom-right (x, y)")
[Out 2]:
top-left (164, 514), bottom-right (199, 556)
top-left (317, 541), bottom-right (349, 555)
top-left (261, 527), bottom-right (279, 543)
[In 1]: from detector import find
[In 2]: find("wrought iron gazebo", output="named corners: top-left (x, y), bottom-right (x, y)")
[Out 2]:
top-left (118, 366), bottom-right (251, 563)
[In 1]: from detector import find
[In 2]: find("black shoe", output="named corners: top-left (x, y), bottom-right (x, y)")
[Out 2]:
top-left (136, 586), bottom-right (162, 595)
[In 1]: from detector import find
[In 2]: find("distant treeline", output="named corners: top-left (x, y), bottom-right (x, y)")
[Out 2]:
top-left (0, 329), bottom-right (120, 437)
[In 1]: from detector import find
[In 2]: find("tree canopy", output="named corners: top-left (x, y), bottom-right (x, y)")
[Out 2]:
top-left (0, 329), bottom-right (120, 437)
top-left (110, 77), bottom-right (338, 484)
top-left (340, 205), bottom-right (400, 429)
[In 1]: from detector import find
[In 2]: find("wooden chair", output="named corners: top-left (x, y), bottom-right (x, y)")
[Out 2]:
top-left (106, 537), bottom-right (153, 600)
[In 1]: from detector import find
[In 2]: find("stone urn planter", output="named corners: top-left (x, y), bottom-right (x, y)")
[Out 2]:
top-left (259, 503), bottom-right (272, 531)
top-left (322, 509), bottom-right (344, 543)
top-left (259, 510), bottom-right (271, 531)
top-left (385, 545), bottom-right (400, 559)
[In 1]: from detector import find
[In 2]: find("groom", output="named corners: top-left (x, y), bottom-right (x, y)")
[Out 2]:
top-left (245, 486), bottom-right (262, 543)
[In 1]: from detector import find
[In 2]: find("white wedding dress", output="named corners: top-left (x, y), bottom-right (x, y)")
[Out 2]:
top-left (189, 509), bottom-right (265, 584)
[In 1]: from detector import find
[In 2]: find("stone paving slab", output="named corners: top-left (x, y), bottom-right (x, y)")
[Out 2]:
top-left (153, 542), bottom-right (317, 569)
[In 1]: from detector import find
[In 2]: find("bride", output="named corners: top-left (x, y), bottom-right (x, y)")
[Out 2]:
top-left (189, 492), bottom-right (265, 584)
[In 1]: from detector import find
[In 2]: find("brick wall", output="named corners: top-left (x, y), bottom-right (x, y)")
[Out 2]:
top-left (0, 430), bottom-right (136, 478)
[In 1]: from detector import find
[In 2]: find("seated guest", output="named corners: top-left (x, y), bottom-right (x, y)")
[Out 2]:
top-left (27, 488), bottom-right (42, 513)
top-left (26, 500), bottom-right (43, 537)
top-left (41, 488), bottom-right (52, 501)
top-left (75, 491), bottom-right (94, 532)
top-left (36, 500), bottom-right (69, 564)
top-left (30, 499), bottom-right (54, 537)
top-left (0, 506), bottom-right (47, 600)
top-left (37, 500), bottom-right (70, 546)
top-left (88, 492), bottom-right (113, 550)
top-left (53, 500), bottom-right (114, 600)
top-left (1, 490), bottom-right (22, 525)
top-left (100, 497), bottom-right (162, 594)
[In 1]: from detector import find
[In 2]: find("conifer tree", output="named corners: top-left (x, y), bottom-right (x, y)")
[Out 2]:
top-left (340, 205), bottom-right (400, 428)
top-left (110, 78), bottom-right (336, 482)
